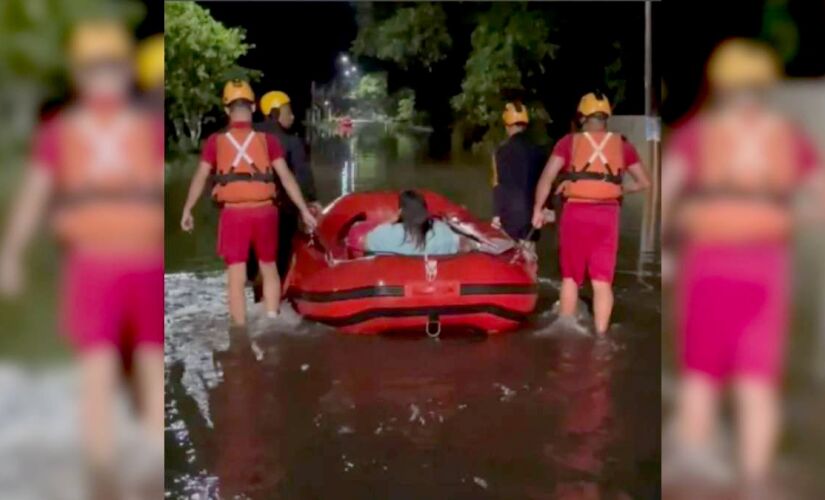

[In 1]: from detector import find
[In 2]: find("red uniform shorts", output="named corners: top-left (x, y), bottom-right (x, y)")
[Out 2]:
top-left (217, 204), bottom-right (279, 266)
top-left (559, 202), bottom-right (620, 285)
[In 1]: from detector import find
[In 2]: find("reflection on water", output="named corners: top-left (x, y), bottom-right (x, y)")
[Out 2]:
top-left (164, 124), bottom-right (661, 498)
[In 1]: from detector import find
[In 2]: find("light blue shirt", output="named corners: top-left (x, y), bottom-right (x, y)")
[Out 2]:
top-left (365, 220), bottom-right (459, 256)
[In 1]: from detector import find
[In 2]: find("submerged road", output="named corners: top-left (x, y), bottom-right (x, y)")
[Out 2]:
top-left (164, 124), bottom-right (661, 498)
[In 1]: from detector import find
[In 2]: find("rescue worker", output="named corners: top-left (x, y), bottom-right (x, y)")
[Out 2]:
top-left (180, 80), bottom-right (317, 327)
top-left (532, 91), bottom-right (650, 335)
top-left (492, 101), bottom-right (546, 246)
top-left (246, 90), bottom-right (320, 302)
top-left (135, 33), bottom-right (164, 112)
top-left (662, 39), bottom-right (823, 491)
top-left (0, 20), bottom-right (164, 498)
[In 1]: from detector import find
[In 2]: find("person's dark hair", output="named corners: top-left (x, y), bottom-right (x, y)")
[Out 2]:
top-left (268, 107), bottom-right (281, 121)
top-left (398, 190), bottom-right (432, 250)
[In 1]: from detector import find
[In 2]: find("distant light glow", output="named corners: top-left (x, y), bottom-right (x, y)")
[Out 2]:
top-left (340, 54), bottom-right (350, 64)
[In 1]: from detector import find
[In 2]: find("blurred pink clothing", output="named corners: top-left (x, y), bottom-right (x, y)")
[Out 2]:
top-left (31, 102), bottom-right (165, 352)
top-left (676, 243), bottom-right (789, 383)
top-left (61, 251), bottom-right (163, 351)
top-left (667, 115), bottom-right (818, 383)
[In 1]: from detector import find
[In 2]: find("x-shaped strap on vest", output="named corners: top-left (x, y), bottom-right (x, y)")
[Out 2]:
top-left (79, 114), bottom-right (131, 176)
top-left (560, 132), bottom-right (622, 184)
top-left (215, 131), bottom-right (276, 186)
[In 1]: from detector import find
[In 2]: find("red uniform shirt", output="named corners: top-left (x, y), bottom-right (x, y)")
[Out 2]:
top-left (31, 109), bottom-right (164, 173)
top-left (551, 132), bottom-right (641, 168)
top-left (665, 118), bottom-right (818, 183)
top-left (200, 122), bottom-right (284, 167)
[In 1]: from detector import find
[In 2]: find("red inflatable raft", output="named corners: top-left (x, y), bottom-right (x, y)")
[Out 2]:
top-left (285, 191), bottom-right (538, 335)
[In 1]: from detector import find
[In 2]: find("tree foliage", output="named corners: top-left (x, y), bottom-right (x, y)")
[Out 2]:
top-left (394, 88), bottom-right (416, 122)
top-left (164, 2), bottom-right (260, 149)
top-left (761, 0), bottom-right (799, 64)
top-left (450, 4), bottom-right (558, 147)
top-left (0, 0), bottom-right (143, 155)
top-left (349, 72), bottom-right (389, 118)
top-left (352, 3), bottom-right (451, 71)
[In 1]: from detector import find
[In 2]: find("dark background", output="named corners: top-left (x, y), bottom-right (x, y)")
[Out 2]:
top-left (180, 1), bottom-right (825, 140)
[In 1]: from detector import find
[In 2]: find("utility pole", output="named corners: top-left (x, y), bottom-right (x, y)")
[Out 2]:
top-left (640, 0), bottom-right (660, 257)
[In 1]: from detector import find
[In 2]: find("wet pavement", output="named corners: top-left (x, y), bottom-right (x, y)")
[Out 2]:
top-left (164, 124), bottom-right (661, 498)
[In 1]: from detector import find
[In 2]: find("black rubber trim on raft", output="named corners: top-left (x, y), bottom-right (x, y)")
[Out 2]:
top-left (460, 283), bottom-right (538, 295)
top-left (302, 303), bottom-right (528, 327)
top-left (290, 286), bottom-right (405, 302)
top-left (290, 283), bottom-right (537, 303)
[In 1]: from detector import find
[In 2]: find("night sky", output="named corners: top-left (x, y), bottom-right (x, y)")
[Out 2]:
top-left (175, 1), bottom-right (824, 138)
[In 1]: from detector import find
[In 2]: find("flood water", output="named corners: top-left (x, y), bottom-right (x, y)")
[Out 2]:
top-left (164, 124), bottom-right (661, 498)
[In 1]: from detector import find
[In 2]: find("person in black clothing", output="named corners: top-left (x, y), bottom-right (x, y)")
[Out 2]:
top-left (492, 101), bottom-right (549, 245)
top-left (247, 91), bottom-right (321, 302)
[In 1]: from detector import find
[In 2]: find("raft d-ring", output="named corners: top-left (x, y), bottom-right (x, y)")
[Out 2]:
top-left (426, 318), bottom-right (442, 338)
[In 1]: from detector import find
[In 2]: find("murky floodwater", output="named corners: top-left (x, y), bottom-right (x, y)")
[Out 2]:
top-left (164, 124), bottom-right (661, 498)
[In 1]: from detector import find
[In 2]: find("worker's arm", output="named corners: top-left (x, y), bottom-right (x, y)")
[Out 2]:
top-left (623, 161), bottom-right (652, 194)
top-left (0, 167), bottom-right (54, 296)
top-left (660, 151), bottom-right (690, 284)
top-left (180, 160), bottom-right (212, 232)
top-left (531, 155), bottom-right (565, 228)
top-left (661, 152), bottom-right (689, 235)
top-left (273, 158), bottom-right (317, 228)
top-left (490, 154), bottom-right (503, 228)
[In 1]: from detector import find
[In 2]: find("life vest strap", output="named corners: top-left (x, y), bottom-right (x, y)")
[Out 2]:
top-left (687, 187), bottom-right (792, 205)
top-left (225, 131), bottom-right (256, 168)
top-left (57, 188), bottom-right (163, 207)
top-left (559, 170), bottom-right (623, 185)
top-left (213, 171), bottom-right (276, 186)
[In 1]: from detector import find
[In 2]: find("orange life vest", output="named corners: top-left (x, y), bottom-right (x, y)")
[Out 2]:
top-left (211, 129), bottom-right (277, 204)
top-left (52, 108), bottom-right (163, 254)
top-left (677, 110), bottom-right (796, 244)
top-left (562, 131), bottom-right (625, 201)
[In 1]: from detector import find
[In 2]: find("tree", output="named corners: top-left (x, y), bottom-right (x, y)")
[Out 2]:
top-left (350, 72), bottom-right (388, 118)
top-left (352, 3), bottom-right (451, 71)
top-left (0, 0), bottom-right (143, 157)
top-left (394, 88), bottom-right (416, 122)
top-left (761, 0), bottom-right (799, 64)
top-left (164, 2), bottom-right (260, 150)
top-left (451, 4), bottom-right (558, 148)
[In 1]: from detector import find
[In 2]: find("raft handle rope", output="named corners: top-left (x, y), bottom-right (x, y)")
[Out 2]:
top-left (426, 313), bottom-right (442, 338)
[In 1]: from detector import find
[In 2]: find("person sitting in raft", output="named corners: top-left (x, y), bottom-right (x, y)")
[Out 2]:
top-left (365, 190), bottom-right (462, 256)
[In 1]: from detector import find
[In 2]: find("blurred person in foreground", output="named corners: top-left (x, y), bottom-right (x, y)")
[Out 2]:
top-left (246, 90), bottom-right (320, 303)
top-left (180, 80), bottom-right (317, 327)
top-left (662, 38), bottom-right (824, 494)
top-left (0, 20), bottom-right (164, 499)
top-left (532, 91), bottom-right (650, 335)
top-left (135, 33), bottom-right (163, 114)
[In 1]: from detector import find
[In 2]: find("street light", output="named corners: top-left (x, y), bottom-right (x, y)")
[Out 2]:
top-left (340, 54), bottom-right (349, 65)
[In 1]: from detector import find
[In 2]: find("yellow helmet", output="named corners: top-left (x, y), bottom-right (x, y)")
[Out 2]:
top-left (502, 102), bottom-right (529, 126)
top-left (68, 20), bottom-right (133, 67)
top-left (223, 80), bottom-right (255, 105)
top-left (260, 91), bottom-right (291, 116)
top-left (578, 92), bottom-right (612, 117)
top-left (136, 34), bottom-right (164, 90)
top-left (707, 38), bottom-right (780, 90)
